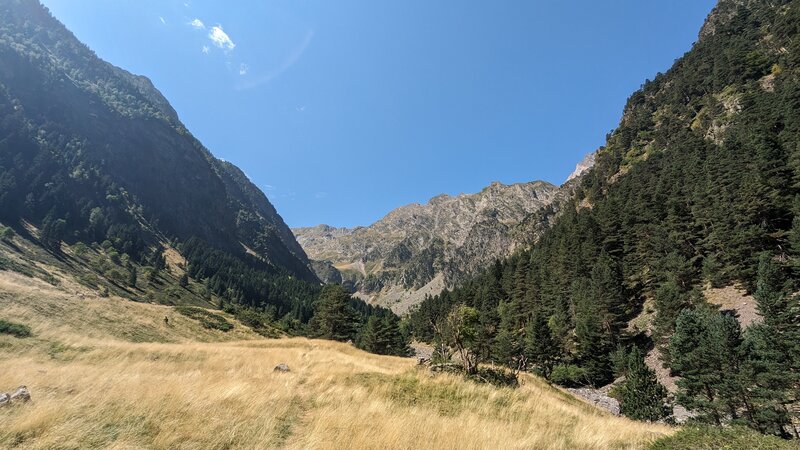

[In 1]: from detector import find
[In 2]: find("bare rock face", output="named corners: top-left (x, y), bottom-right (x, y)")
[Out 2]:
top-left (566, 152), bottom-right (596, 182)
top-left (293, 180), bottom-right (574, 313)
top-left (567, 388), bottom-right (621, 416)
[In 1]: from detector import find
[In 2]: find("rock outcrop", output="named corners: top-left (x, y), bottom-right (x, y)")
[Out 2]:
top-left (0, 385), bottom-right (30, 406)
top-left (294, 180), bottom-right (575, 313)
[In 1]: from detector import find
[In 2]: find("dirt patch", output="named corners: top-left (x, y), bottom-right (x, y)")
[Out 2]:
top-left (162, 247), bottom-right (187, 274)
top-left (645, 347), bottom-right (678, 394)
top-left (704, 284), bottom-right (761, 328)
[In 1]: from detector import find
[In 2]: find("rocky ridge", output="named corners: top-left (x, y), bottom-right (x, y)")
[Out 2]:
top-left (294, 176), bottom-right (590, 313)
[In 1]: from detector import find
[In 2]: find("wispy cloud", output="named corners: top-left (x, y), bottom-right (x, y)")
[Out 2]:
top-left (159, 16), bottom-right (166, 25)
top-left (315, 192), bottom-right (328, 199)
top-left (238, 63), bottom-right (249, 76)
top-left (237, 29), bottom-right (314, 90)
top-left (189, 18), bottom-right (205, 30)
top-left (202, 45), bottom-right (210, 54)
top-left (296, 106), bottom-right (306, 113)
top-left (209, 25), bottom-right (235, 50)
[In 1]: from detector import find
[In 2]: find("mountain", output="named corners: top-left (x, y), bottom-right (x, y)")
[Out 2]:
top-left (0, 0), bottom-right (330, 325)
top-left (294, 180), bottom-right (576, 313)
top-left (410, 0), bottom-right (800, 434)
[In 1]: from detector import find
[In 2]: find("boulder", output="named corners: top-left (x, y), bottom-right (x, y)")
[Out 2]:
top-left (0, 386), bottom-right (30, 406)
top-left (567, 387), bottom-right (620, 416)
top-left (274, 363), bottom-right (290, 372)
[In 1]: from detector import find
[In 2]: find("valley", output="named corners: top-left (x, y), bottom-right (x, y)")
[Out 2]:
top-left (1, 0), bottom-right (800, 448)
top-left (0, 270), bottom-right (674, 450)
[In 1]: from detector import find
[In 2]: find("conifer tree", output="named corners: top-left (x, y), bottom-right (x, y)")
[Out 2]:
top-left (127, 265), bottom-right (137, 287)
top-left (307, 285), bottom-right (360, 342)
top-left (671, 307), bottom-right (745, 426)
top-left (743, 254), bottom-right (800, 437)
top-left (620, 347), bottom-right (667, 422)
top-left (619, 347), bottom-right (668, 421)
top-left (573, 277), bottom-right (614, 386)
top-left (359, 314), bottom-right (411, 357)
top-left (524, 310), bottom-right (559, 378)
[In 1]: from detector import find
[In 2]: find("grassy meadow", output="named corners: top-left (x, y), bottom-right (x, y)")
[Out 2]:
top-left (0, 270), bottom-right (676, 449)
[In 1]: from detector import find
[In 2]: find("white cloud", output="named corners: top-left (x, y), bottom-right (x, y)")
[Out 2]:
top-left (296, 106), bottom-right (306, 113)
top-left (209, 25), bottom-right (235, 50)
top-left (189, 18), bottom-right (205, 30)
top-left (238, 63), bottom-right (249, 76)
top-left (202, 45), bottom-right (210, 54)
top-left (263, 184), bottom-right (275, 191)
top-left (159, 16), bottom-right (166, 25)
top-left (314, 192), bottom-right (328, 199)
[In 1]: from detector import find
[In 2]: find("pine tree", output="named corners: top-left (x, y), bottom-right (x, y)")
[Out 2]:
top-left (307, 285), bottom-right (360, 342)
top-left (40, 213), bottom-right (66, 251)
top-left (474, 276), bottom-right (502, 361)
top-left (127, 265), bottom-right (137, 287)
top-left (524, 310), bottom-right (559, 378)
top-left (670, 307), bottom-right (745, 426)
top-left (619, 347), bottom-right (668, 421)
top-left (744, 254), bottom-right (800, 437)
top-left (179, 272), bottom-right (189, 288)
top-left (359, 314), bottom-right (411, 357)
top-left (573, 277), bottom-right (614, 386)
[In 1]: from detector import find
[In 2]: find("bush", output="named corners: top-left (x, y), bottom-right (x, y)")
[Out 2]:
top-left (0, 226), bottom-right (15, 241)
top-left (72, 242), bottom-right (89, 256)
top-left (550, 364), bottom-right (589, 387)
top-left (175, 306), bottom-right (233, 332)
top-left (650, 425), bottom-right (795, 450)
top-left (0, 319), bottom-right (32, 338)
top-left (466, 367), bottom-right (519, 388)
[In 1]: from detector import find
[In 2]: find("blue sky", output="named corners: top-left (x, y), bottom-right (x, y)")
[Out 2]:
top-left (41, 0), bottom-right (716, 228)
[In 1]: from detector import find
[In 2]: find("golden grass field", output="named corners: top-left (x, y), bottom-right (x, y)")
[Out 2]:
top-left (0, 271), bottom-right (675, 449)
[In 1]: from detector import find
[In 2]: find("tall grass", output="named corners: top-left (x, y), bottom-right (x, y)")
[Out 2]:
top-left (0, 271), bottom-right (674, 449)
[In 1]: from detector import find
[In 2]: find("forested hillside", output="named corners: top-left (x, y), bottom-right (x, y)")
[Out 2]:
top-left (411, 0), bottom-right (800, 437)
top-left (0, 0), bottom-right (409, 350)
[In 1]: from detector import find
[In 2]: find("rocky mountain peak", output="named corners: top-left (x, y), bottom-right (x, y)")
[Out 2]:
top-left (293, 179), bottom-right (571, 313)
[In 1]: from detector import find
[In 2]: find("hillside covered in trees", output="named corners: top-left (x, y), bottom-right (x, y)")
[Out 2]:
top-left (410, 0), bottom-right (800, 438)
top-left (0, 0), bottom-right (411, 352)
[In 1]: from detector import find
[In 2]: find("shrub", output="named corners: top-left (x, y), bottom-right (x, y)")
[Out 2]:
top-left (550, 364), bottom-right (589, 387)
top-left (0, 226), bottom-right (15, 241)
top-left (466, 367), bottom-right (519, 388)
top-left (175, 306), bottom-right (233, 332)
top-left (0, 319), bottom-right (32, 338)
top-left (72, 242), bottom-right (89, 256)
top-left (650, 425), bottom-right (796, 450)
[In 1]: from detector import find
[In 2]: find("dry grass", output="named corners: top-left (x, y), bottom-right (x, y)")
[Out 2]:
top-left (704, 284), bottom-right (761, 327)
top-left (0, 272), bottom-right (675, 449)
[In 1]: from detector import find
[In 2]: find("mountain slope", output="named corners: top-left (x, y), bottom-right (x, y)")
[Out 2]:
top-left (0, 1), bottom-right (317, 298)
top-left (410, 0), bottom-right (800, 433)
top-left (0, 269), bottom-right (674, 449)
top-left (294, 180), bottom-right (574, 313)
